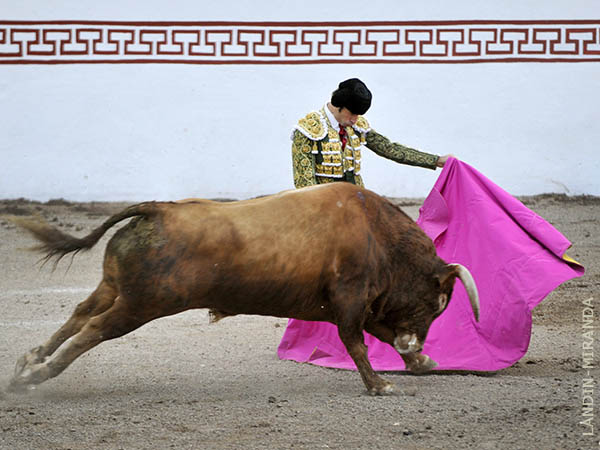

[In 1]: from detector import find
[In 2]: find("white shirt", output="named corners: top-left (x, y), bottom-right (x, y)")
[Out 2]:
top-left (324, 104), bottom-right (342, 131)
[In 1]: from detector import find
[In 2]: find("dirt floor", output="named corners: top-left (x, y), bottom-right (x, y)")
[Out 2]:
top-left (0, 194), bottom-right (598, 450)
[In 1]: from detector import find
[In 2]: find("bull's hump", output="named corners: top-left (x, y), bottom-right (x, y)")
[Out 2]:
top-left (165, 184), bottom-right (374, 237)
top-left (281, 182), bottom-right (366, 201)
top-left (212, 183), bottom-right (364, 212)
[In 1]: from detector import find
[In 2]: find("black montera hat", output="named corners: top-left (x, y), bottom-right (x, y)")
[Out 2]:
top-left (331, 78), bottom-right (372, 115)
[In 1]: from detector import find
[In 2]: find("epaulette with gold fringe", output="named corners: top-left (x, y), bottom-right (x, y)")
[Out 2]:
top-left (293, 110), bottom-right (328, 141)
top-left (353, 116), bottom-right (371, 134)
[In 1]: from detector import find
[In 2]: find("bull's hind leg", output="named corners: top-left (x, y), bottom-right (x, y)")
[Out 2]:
top-left (8, 294), bottom-right (151, 391)
top-left (13, 281), bottom-right (118, 378)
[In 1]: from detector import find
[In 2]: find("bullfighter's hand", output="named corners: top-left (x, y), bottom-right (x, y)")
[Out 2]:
top-left (436, 154), bottom-right (455, 167)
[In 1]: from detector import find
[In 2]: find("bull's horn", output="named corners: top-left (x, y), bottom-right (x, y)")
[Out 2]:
top-left (449, 264), bottom-right (480, 322)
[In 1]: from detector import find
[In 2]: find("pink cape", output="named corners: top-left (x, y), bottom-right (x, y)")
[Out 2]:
top-left (277, 158), bottom-right (584, 371)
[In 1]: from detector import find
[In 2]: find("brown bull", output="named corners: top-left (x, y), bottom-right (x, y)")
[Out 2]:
top-left (8, 183), bottom-right (479, 395)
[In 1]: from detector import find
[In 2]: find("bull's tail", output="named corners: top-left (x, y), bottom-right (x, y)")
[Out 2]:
top-left (13, 202), bottom-right (162, 266)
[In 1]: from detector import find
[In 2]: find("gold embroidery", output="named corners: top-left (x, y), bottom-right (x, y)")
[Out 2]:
top-left (296, 111), bottom-right (327, 140)
top-left (354, 116), bottom-right (371, 133)
top-left (366, 129), bottom-right (438, 170)
top-left (316, 176), bottom-right (336, 184)
top-left (323, 142), bottom-right (343, 153)
top-left (291, 131), bottom-right (317, 188)
top-left (316, 164), bottom-right (343, 177)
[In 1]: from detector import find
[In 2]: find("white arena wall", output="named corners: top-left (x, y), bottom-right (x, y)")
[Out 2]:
top-left (1, 1), bottom-right (599, 201)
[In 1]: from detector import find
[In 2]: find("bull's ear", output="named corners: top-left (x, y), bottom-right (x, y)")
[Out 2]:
top-left (434, 265), bottom-right (458, 289)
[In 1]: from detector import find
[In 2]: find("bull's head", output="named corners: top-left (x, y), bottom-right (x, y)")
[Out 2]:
top-left (392, 263), bottom-right (480, 355)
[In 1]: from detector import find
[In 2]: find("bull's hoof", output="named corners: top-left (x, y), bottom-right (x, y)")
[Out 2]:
top-left (406, 355), bottom-right (438, 374)
top-left (8, 361), bottom-right (50, 393)
top-left (368, 380), bottom-right (396, 396)
top-left (14, 355), bottom-right (30, 377)
top-left (14, 346), bottom-right (45, 376)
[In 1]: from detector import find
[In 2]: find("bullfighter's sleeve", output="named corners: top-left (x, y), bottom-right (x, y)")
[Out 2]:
top-left (291, 130), bottom-right (318, 188)
top-left (365, 129), bottom-right (439, 170)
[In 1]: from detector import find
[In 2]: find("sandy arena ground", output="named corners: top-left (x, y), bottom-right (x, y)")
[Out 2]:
top-left (0, 194), bottom-right (598, 450)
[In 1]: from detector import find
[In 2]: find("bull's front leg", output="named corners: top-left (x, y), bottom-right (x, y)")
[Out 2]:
top-left (400, 353), bottom-right (438, 373)
top-left (365, 321), bottom-right (438, 374)
top-left (337, 325), bottom-right (395, 395)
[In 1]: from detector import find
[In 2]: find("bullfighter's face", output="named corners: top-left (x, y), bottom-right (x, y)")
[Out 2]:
top-left (335, 107), bottom-right (359, 127)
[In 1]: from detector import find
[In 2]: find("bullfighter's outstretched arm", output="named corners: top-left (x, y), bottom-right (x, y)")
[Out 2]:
top-left (291, 130), bottom-right (318, 188)
top-left (365, 129), bottom-right (439, 170)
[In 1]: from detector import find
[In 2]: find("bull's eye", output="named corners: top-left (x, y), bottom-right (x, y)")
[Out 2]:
top-left (438, 294), bottom-right (448, 312)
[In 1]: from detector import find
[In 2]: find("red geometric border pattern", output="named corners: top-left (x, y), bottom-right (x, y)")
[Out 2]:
top-left (1, 20), bottom-right (599, 64)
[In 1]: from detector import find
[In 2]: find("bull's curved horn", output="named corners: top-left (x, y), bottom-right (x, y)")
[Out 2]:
top-left (449, 264), bottom-right (480, 322)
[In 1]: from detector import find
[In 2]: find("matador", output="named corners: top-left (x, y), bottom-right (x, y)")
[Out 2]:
top-left (291, 78), bottom-right (451, 188)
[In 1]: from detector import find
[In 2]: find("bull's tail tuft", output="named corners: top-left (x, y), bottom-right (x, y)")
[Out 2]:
top-left (13, 217), bottom-right (92, 265)
top-left (13, 202), bottom-right (161, 268)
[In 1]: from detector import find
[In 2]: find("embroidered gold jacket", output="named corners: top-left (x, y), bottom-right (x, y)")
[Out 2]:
top-left (291, 107), bottom-right (439, 188)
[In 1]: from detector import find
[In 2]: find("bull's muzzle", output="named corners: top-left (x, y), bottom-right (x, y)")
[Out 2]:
top-left (393, 333), bottom-right (422, 354)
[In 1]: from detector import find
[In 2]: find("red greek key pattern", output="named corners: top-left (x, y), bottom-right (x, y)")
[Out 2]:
top-left (1, 20), bottom-right (599, 64)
